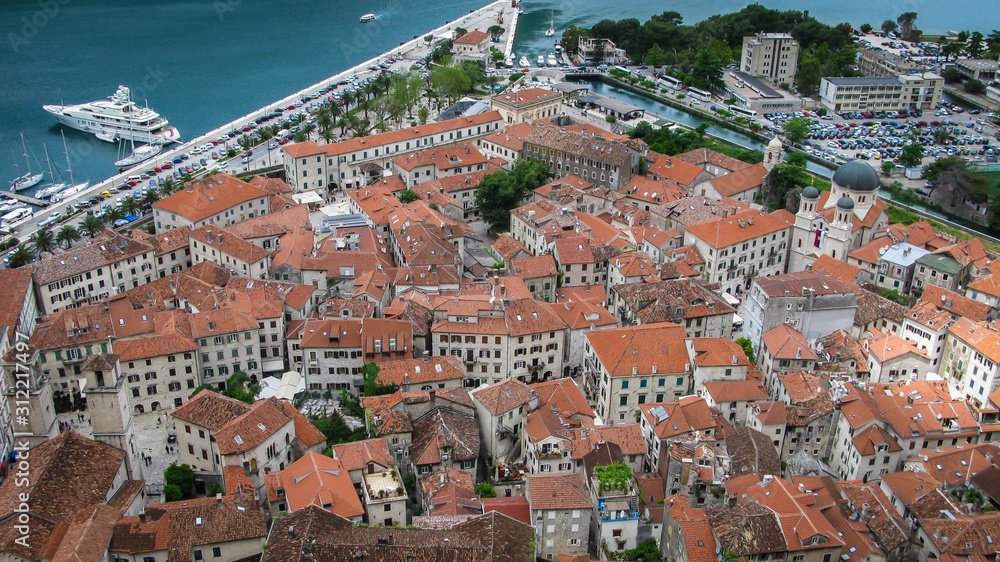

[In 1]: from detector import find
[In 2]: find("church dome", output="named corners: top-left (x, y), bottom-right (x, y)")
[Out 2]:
top-left (801, 185), bottom-right (820, 199)
top-left (832, 160), bottom-right (879, 192)
top-left (768, 136), bottom-right (783, 149)
top-left (837, 195), bottom-right (855, 210)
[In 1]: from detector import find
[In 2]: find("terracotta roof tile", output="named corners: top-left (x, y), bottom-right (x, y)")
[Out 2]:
top-left (152, 174), bottom-right (270, 223)
top-left (331, 438), bottom-right (393, 473)
top-left (375, 356), bottom-right (465, 387)
top-left (170, 390), bottom-right (252, 431)
top-left (410, 410), bottom-right (479, 467)
top-left (0, 432), bottom-right (125, 560)
top-left (586, 322), bottom-right (690, 377)
top-left (526, 473), bottom-right (591, 510)
top-left (110, 495), bottom-right (265, 560)
top-left (471, 378), bottom-right (534, 416)
top-left (214, 397), bottom-right (296, 455)
top-left (269, 452), bottom-right (363, 517)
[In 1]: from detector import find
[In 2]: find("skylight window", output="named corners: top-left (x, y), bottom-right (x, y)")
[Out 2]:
top-left (234, 435), bottom-right (243, 444)
top-left (257, 423), bottom-right (266, 431)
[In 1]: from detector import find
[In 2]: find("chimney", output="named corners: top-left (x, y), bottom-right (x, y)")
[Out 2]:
top-left (288, 526), bottom-right (296, 538)
top-left (217, 233), bottom-right (223, 244)
top-left (216, 493), bottom-right (223, 504)
top-left (206, 230), bottom-right (214, 243)
top-left (797, 482), bottom-right (805, 492)
top-left (138, 509), bottom-right (146, 523)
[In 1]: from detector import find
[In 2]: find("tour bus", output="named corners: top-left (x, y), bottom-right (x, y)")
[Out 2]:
top-left (728, 105), bottom-right (758, 119)
top-left (687, 87), bottom-right (712, 101)
top-left (658, 75), bottom-right (683, 90)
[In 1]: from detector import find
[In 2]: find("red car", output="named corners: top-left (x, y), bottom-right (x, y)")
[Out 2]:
top-left (210, 140), bottom-right (219, 146)
top-left (162, 162), bottom-right (173, 169)
top-left (153, 166), bottom-right (162, 172)
top-left (286, 105), bottom-right (296, 110)
top-left (241, 126), bottom-right (252, 132)
top-left (278, 138), bottom-right (290, 145)
top-left (126, 180), bottom-right (137, 186)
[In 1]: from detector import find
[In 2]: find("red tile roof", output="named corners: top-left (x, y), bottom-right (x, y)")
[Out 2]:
top-left (267, 452), bottom-right (363, 517)
top-left (585, 322), bottom-right (690, 377)
top-left (481, 496), bottom-right (531, 524)
top-left (526, 473), bottom-right (591, 510)
top-left (153, 174), bottom-right (269, 223)
top-left (684, 209), bottom-right (791, 249)
top-left (170, 390), bottom-right (252, 431)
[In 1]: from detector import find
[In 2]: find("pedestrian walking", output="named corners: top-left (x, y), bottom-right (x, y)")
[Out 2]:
top-left (166, 445), bottom-right (170, 454)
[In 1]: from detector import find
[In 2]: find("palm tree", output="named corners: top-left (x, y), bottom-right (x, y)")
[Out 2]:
top-left (341, 90), bottom-right (356, 111)
top-left (32, 229), bottom-right (55, 256)
top-left (80, 215), bottom-right (105, 238)
top-left (55, 225), bottom-right (80, 249)
top-left (6, 247), bottom-right (33, 268)
top-left (337, 117), bottom-right (351, 136)
top-left (321, 128), bottom-right (337, 143)
top-left (144, 189), bottom-right (162, 205)
top-left (160, 179), bottom-right (176, 197)
top-left (329, 102), bottom-right (343, 123)
top-left (103, 207), bottom-right (124, 225)
top-left (300, 123), bottom-right (316, 140)
top-left (358, 99), bottom-right (372, 120)
top-left (317, 108), bottom-right (333, 134)
top-left (121, 196), bottom-right (140, 216)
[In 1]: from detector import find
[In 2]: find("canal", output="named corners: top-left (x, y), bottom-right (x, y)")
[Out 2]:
top-left (571, 77), bottom-right (834, 177)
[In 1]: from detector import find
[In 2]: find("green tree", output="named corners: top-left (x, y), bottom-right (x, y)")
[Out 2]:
top-left (881, 161), bottom-right (895, 176)
top-left (881, 20), bottom-right (898, 35)
top-left (561, 24), bottom-right (588, 56)
top-left (966, 78), bottom-right (987, 95)
top-left (418, 106), bottom-right (430, 125)
top-left (32, 228), bottom-right (55, 256)
top-left (610, 539), bottom-right (660, 562)
top-left (313, 410), bottom-right (366, 444)
top-left (121, 196), bottom-right (139, 216)
top-left (644, 45), bottom-right (670, 66)
top-left (362, 361), bottom-right (397, 397)
top-left (988, 191), bottom-right (1000, 232)
top-left (690, 47), bottom-right (724, 92)
top-left (734, 337), bottom-right (756, 364)
top-left (860, 23), bottom-right (873, 34)
top-left (796, 51), bottom-right (822, 95)
top-left (925, 156), bottom-right (989, 206)
top-left (80, 215), bottom-right (105, 238)
top-left (424, 34), bottom-right (434, 46)
top-left (430, 66), bottom-right (472, 104)
top-left (6, 247), bottom-right (33, 268)
top-left (189, 371), bottom-right (259, 404)
top-left (397, 189), bottom-right (420, 204)
top-left (763, 155), bottom-right (811, 210)
top-left (163, 484), bottom-right (183, 502)
top-left (475, 159), bottom-right (551, 231)
top-left (487, 25), bottom-right (505, 41)
top-left (55, 225), bottom-right (80, 249)
top-left (898, 140), bottom-right (925, 168)
top-left (103, 206), bottom-right (124, 225)
top-left (986, 30), bottom-right (1000, 58)
top-left (967, 31), bottom-right (985, 58)
top-left (782, 116), bottom-right (812, 145)
top-left (896, 12), bottom-right (918, 40)
top-left (880, 289), bottom-right (909, 305)
top-left (164, 463), bottom-right (195, 496)
top-left (475, 482), bottom-right (498, 498)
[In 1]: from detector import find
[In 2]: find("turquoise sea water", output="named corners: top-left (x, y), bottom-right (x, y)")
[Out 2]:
top-left (0, 0), bottom-right (990, 189)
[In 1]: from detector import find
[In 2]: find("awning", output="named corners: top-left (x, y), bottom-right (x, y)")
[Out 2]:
top-left (292, 191), bottom-right (323, 205)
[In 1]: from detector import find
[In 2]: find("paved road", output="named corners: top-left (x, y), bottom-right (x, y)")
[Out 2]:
top-left (7, 0), bottom-right (516, 249)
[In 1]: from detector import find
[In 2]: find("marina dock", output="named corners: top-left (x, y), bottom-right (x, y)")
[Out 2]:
top-left (4, 191), bottom-right (48, 207)
top-left (24, 1), bottom-right (514, 220)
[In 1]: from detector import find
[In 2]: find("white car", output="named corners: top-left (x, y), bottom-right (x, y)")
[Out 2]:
top-left (269, 141), bottom-right (279, 149)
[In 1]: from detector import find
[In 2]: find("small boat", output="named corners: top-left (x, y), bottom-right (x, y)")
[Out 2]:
top-left (0, 200), bottom-right (27, 213)
top-left (50, 181), bottom-right (90, 203)
top-left (547, 54), bottom-right (558, 66)
top-left (35, 182), bottom-right (68, 200)
top-left (545, 11), bottom-right (555, 37)
top-left (9, 133), bottom-right (43, 192)
top-left (536, 55), bottom-right (545, 66)
top-left (360, 13), bottom-right (375, 22)
top-left (115, 142), bottom-right (163, 170)
top-left (554, 42), bottom-right (561, 54)
top-left (2, 208), bottom-right (33, 230)
top-left (519, 55), bottom-right (530, 67)
top-left (95, 131), bottom-right (118, 143)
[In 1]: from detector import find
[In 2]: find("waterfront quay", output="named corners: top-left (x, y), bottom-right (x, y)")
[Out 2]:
top-left (12, 0), bottom-right (516, 237)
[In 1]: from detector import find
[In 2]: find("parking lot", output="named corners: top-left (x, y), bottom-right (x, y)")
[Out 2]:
top-left (761, 104), bottom-right (1000, 168)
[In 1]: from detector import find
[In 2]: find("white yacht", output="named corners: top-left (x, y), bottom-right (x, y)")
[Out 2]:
top-left (43, 86), bottom-right (180, 145)
top-left (115, 143), bottom-right (162, 170)
top-left (546, 53), bottom-right (558, 66)
top-left (536, 55), bottom-right (545, 66)
top-left (518, 55), bottom-right (530, 67)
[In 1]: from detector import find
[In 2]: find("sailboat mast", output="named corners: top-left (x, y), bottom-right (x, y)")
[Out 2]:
top-left (43, 144), bottom-right (55, 181)
top-left (61, 130), bottom-right (75, 185)
top-left (20, 133), bottom-right (31, 174)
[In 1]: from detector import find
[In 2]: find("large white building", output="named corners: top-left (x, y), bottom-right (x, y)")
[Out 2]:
top-left (740, 33), bottom-right (799, 85)
top-left (282, 112), bottom-right (504, 191)
top-left (788, 160), bottom-right (889, 273)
